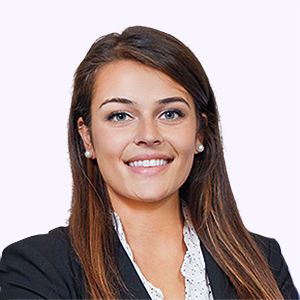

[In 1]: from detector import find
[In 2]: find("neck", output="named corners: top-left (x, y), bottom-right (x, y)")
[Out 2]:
top-left (111, 193), bottom-right (183, 240)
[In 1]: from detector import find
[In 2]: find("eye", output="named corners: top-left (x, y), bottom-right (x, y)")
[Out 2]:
top-left (107, 111), bottom-right (133, 122)
top-left (160, 109), bottom-right (184, 120)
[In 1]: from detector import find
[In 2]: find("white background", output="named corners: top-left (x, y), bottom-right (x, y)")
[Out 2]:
top-left (0, 0), bottom-right (299, 290)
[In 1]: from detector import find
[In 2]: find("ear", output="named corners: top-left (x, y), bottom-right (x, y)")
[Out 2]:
top-left (194, 113), bottom-right (207, 154)
top-left (77, 117), bottom-right (96, 159)
top-left (194, 134), bottom-right (204, 154)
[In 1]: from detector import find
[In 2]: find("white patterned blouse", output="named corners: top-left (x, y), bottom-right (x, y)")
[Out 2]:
top-left (112, 202), bottom-right (214, 300)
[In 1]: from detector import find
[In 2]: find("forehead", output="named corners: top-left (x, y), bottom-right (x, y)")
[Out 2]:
top-left (93, 60), bottom-right (193, 105)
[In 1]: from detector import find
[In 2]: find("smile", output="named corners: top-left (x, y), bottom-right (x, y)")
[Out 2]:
top-left (128, 159), bottom-right (169, 168)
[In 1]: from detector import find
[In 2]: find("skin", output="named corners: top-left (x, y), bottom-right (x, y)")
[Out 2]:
top-left (78, 60), bottom-right (202, 299)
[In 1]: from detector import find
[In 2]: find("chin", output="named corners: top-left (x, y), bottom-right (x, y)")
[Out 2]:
top-left (107, 184), bottom-right (179, 205)
top-left (132, 190), bottom-right (177, 203)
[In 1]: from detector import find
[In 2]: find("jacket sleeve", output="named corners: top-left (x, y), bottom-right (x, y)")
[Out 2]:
top-left (0, 228), bottom-right (85, 299)
top-left (253, 234), bottom-right (299, 300)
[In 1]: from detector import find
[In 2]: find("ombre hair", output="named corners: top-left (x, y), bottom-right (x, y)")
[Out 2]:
top-left (68, 26), bottom-right (283, 299)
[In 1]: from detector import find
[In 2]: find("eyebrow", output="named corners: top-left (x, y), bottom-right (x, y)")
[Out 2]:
top-left (157, 97), bottom-right (190, 108)
top-left (99, 98), bottom-right (136, 109)
top-left (99, 96), bottom-right (190, 109)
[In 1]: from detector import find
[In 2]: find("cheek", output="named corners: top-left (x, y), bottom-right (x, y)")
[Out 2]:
top-left (175, 128), bottom-right (197, 169)
top-left (92, 129), bottom-right (128, 171)
top-left (169, 127), bottom-right (197, 157)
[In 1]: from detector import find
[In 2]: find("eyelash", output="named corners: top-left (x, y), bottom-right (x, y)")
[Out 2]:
top-left (160, 109), bottom-right (185, 120)
top-left (105, 109), bottom-right (185, 123)
top-left (106, 111), bottom-right (133, 122)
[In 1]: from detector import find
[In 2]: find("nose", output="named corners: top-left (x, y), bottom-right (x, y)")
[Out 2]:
top-left (133, 118), bottom-right (163, 147)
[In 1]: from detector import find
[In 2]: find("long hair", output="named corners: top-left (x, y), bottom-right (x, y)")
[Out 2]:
top-left (68, 26), bottom-right (283, 299)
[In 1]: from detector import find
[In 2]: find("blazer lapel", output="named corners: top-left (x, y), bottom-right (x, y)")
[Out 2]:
top-left (114, 233), bottom-right (151, 300)
top-left (201, 243), bottom-right (238, 300)
top-left (114, 231), bottom-right (237, 300)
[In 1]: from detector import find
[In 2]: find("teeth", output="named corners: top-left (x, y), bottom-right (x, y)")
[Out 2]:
top-left (143, 160), bottom-right (150, 167)
top-left (149, 159), bottom-right (155, 167)
top-left (128, 159), bottom-right (168, 167)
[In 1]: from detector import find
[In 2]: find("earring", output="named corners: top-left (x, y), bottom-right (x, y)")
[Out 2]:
top-left (85, 150), bottom-right (93, 158)
top-left (197, 144), bottom-right (204, 153)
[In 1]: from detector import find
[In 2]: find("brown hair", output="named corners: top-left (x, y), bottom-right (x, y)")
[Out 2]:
top-left (68, 26), bottom-right (283, 299)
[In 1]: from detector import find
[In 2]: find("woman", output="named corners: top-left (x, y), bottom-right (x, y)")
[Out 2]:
top-left (0, 26), bottom-right (298, 300)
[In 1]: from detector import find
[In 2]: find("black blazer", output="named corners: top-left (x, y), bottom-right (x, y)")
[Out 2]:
top-left (0, 226), bottom-right (298, 299)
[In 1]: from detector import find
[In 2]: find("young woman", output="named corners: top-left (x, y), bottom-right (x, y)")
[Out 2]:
top-left (0, 26), bottom-right (298, 300)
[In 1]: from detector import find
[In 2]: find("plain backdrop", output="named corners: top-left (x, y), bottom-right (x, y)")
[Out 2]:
top-left (0, 0), bottom-right (299, 290)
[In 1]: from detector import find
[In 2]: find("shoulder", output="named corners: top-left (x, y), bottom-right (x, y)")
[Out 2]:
top-left (1, 227), bottom-right (77, 277)
top-left (251, 232), bottom-right (282, 263)
top-left (0, 227), bottom-right (86, 299)
top-left (3, 226), bottom-right (71, 256)
top-left (7, 226), bottom-right (74, 260)
top-left (250, 232), bottom-right (299, 300)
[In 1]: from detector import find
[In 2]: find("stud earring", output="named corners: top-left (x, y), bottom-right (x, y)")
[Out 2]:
top-left (197, 144), bottom-right (204, 153)
top-left (85, 150), bottom-right (93, 158)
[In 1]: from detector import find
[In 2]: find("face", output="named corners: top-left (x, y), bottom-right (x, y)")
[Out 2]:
top-left (78, 60), bottom-right (202, 207)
